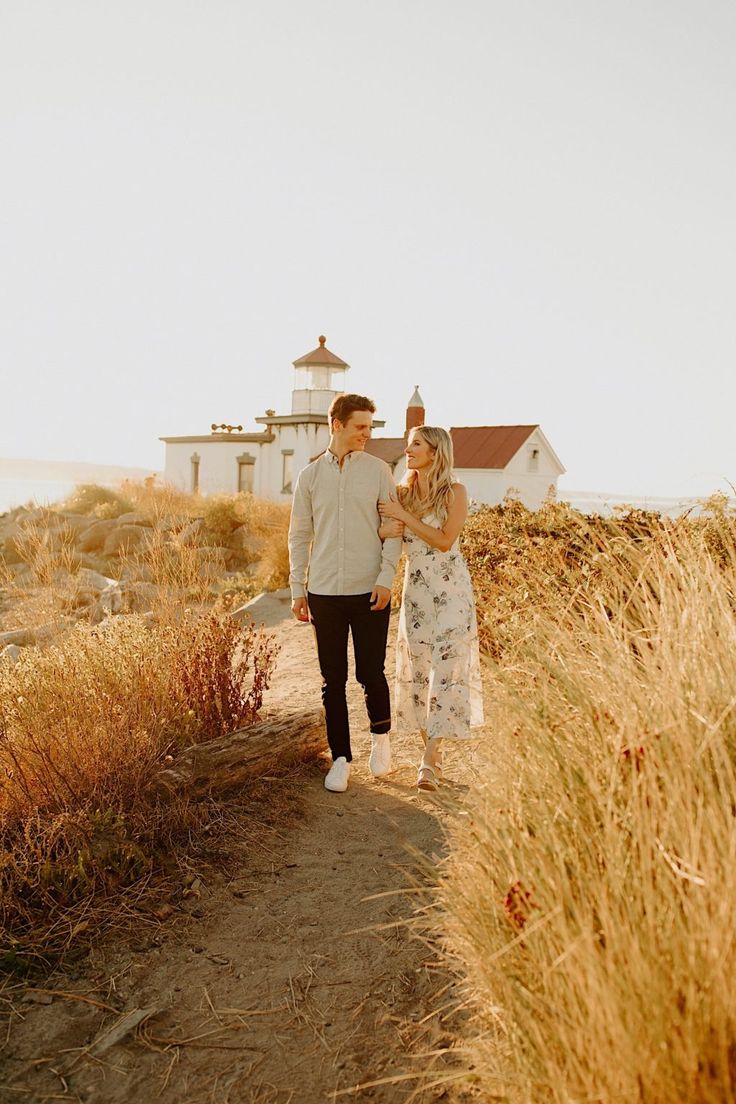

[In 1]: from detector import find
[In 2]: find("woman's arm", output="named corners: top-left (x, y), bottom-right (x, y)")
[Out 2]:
top-left (378, 484), bottom-right (468, 552)
top-left (378, 519), bottom-right (404, 541)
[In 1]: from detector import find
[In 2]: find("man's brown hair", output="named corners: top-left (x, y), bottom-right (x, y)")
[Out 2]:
top-left (328, 393), bottom-right (376, 428)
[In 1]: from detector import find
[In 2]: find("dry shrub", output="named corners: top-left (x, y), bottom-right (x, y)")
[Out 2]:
top-left (201, 493), bottom-right (249, 542)
top-left (104, 482), bottom-right (290, 591)
top-left (118, 476), bottom-right (198, 521)
top-left (122, 527), bottom-right (214, 605)
top-left (0, 520), bottom-right (85, 635)
top-left (63, 484), bottom-right (133, 519)
top-left (460, 499), bottom-right (707, 661)
top-left (437, 509), bottom-right (736, 1103)
top-left (253, 512), bottom-right (291, 591)
top-left (0, 611), bottom-right (277, 964)
top-left (8, 516), bottom-right (80, 586)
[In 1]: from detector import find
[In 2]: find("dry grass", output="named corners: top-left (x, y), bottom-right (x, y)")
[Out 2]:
top-left (118, 484), bottom-right (291, 598)
top-left (0, 609), bottom-right (277, 971)
top-left (434, 497), bottom-right (736, 1102)
top-left (0, 483), bottom-right (299, 971)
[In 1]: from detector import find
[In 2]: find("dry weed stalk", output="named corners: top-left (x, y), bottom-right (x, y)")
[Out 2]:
top-left (437, 508), bottom-right (736, 1103)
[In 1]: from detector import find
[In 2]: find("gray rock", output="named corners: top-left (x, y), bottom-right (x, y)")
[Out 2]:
top-left (0, 620), bottom-right (73, 647)
top-left (120, 581), bottom-right (159, 613)
top-left (102, 525), bottom-right (148, 557)
top-left (3, 561), bottom-right (30, 579)
top-left (157, 515), bottom-right (191, 533)
top-left (0, 644), bottom-right (21, 663)
top-left (62, 585), bottom-right (99, 611)
top-left (99, 584), bottom-right (123, 615)
top-left (75, 553), bottom-right (115, 573)
top-left (0, 627), bottom-right (34, 647)
top-left (50, 512), bottom-right (95, 534)
top-left (77, 567), bottom-right (117, 592)
top-left (176, 518), bottom-right (205, 545)
top-left (112, 512), bottom-right (154, 527)
top-left (227, 527), bottom-right (266, 556)
top-left (0, 517), bottom-right (21, 545)
top-left (232, 590), bottom-right (292, 628)
top-left (77, 519), bottom-right (119, 553)
top-left (119, 562), bottom-right (154, 583)
top-left (0, 522), bottom-right (26, 564)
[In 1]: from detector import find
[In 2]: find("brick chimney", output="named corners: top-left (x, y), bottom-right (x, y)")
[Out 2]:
top-left (405, 385), bottom-right (425, 437)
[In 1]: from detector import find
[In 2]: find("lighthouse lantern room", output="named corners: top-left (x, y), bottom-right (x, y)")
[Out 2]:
top-left (291, 335), bottom-right (349, 415)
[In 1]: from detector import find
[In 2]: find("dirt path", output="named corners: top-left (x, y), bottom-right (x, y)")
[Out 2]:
top-left (2, 610), bottom-right (477, 1104)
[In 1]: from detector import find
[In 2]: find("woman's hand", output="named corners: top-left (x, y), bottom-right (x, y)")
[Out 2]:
top-left (378, 498), bottom-right (407, 522)
top-left (379, 518), bottom-right (404, 541)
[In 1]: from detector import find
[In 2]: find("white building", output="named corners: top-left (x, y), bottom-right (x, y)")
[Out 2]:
top-left (160, 337), bottom-right (383, 500)
top-left (160, 338), bottom-right (564, 509)
top-left (366, 388), bottom-right (565, 510)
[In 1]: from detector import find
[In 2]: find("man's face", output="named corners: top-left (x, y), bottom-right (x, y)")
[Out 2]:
top-left (333, 410), bottom-right (373, 451)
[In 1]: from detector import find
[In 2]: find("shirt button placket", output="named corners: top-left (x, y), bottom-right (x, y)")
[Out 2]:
top-left (338, 467), bottom-right (345, 592)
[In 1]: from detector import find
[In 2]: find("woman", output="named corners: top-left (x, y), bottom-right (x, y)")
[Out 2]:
top-left (378, 426), bottom-right (484, 791)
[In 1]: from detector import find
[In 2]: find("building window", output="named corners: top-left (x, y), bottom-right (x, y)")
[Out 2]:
top-left (282, 449), bottom-right (294, 493)
top-left (528, 447), bottom-right (539, 473)
top-left (236, 453), bottom-right (255, 494)
top-left (190, 453), bottom-right (200, 493)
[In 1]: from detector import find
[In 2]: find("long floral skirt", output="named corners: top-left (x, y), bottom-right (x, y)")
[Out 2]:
top-left (395, 547), bottom-right (484, 740)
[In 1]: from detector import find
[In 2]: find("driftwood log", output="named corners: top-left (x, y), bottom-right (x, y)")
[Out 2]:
top-left (152, 708), bottom-right (325, 799)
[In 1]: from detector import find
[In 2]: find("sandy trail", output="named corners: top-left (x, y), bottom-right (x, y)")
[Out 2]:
top-left (2, 609), bottom-right (475, 1103)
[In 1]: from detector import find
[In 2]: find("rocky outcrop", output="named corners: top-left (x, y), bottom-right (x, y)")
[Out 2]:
top-left (101, 525), bottom-right (151, 557)
top-left (0, 503), bottom-right (287, 656)
top-left (232, 588), bottom-right (292, 628)
top-left (0, 619), bottom-right (75, 647)
top-left (76, 520), bottom-right (119, 553)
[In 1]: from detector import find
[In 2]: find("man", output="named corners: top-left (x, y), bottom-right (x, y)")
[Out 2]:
top-left (288, 393), bottom-right (403, 792)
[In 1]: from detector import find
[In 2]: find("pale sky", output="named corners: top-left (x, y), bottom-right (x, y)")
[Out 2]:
top-left (1, 0), bottom-right (734, 498)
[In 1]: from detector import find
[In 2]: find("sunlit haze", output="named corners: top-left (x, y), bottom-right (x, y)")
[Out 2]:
top-left (1, 0), bottom-right (734, 500)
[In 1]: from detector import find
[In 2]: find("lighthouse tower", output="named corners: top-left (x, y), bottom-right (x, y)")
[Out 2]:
top-left (291, 335), bottom-right (349, 415)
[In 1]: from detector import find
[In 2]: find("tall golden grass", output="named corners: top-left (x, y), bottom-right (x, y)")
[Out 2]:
top-left (435, 498), bottom-right (736, 1102)
top-left (0, 480), bottom-right (294, 969)
top-left (0, 611), bottom-right (277, 968)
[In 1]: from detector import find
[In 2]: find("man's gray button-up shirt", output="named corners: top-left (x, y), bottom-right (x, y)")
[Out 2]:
top-left (288, 450), bottom-right (402, 599)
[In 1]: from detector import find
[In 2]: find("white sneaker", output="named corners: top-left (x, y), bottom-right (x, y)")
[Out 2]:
top-left (324, 757), bottom-right (350, 792)
top-left (368, 733), bottom-right (392, 778)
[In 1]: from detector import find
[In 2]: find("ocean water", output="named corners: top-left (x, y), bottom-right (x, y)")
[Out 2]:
top-left (0, 479), bottom-right (79, 514)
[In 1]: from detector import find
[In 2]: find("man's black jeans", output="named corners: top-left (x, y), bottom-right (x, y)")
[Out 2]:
top-left (307, 592), bottom-right (392, 763)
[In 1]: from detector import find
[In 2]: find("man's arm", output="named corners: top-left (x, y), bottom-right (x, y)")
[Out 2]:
top-left (288, 468), bottom-right (313, 620)
top-left (374, 466), bottom-right (402, 593)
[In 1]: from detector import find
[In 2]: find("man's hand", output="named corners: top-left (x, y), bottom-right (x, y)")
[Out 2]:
top-left (370, 585), bottom-right (391, 611)
top-left (292, 597), bottom-right (310, 622)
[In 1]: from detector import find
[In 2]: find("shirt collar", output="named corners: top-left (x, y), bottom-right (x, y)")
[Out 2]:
top-left (324, 449), bottom-right (361, 466)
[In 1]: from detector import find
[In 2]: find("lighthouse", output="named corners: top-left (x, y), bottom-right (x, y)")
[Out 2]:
top-left (290, 335), bottom-right (349, 416)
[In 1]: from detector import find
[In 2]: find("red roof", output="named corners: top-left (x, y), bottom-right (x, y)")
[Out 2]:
top-left (293, 335), bottom-right (349, 368)
top-left (450, 425), bottom-right (537, 469)
top-left (364, 438), bottom-right (406, 465)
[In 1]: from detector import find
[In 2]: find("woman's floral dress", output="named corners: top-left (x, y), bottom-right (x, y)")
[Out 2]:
top-left (395, 514), bottom-right (484, 739)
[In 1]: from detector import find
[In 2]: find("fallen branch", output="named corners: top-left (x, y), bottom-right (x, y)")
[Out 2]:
top-left (152, 709), bottom-right (325, 798)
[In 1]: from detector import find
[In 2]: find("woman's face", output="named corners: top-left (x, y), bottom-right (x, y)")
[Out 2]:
top-left (405, 430), bottom-right (435, 471)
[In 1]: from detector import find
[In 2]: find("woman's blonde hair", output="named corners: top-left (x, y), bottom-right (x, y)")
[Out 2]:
top-left (398, 426), bottom-right (456, 523)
